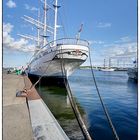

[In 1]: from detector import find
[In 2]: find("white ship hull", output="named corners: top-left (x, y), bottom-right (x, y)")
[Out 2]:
top-left (28, 39), bottom-right (89, 77)
top-left (100, 68), bottom-right (115, 72)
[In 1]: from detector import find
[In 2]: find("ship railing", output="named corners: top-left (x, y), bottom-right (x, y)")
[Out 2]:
top-left (31, 38), bottom-right (89, 63)
top-left (35, 38), bottom-right (89, 56)
top-left (43, 38), bottom-right (89, 49)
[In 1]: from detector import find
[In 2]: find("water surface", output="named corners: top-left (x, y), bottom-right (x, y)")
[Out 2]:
top-left (37, 69), bottom-right (137, 140)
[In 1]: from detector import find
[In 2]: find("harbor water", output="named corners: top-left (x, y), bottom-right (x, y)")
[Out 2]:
top-left (37, 69), bottom-right (137, 140)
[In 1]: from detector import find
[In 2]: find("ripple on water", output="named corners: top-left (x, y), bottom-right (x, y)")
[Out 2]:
top-left (37, 69), bottom-right (137, 140)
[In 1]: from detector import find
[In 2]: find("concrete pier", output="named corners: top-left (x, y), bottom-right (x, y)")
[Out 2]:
top-left (3, 73), bottom-right (33, 140)
top-left (24, 76), bottom-right (69, 140)
top-left (3, 72), bottom-right (69, 140)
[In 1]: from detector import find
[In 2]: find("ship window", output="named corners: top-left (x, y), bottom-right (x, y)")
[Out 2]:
top-left (57, 43), bottom-right (63, 46)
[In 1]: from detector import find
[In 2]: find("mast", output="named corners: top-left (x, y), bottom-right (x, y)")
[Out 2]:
top-left (37, 1), bottom-right (40, 48)
top-left (104, 59), bottom-right (106, 68)
top-left (117, 59), bottom-right (119, 68)
top-left (53, 0), bottom-right (58, 46)
top-left (123, 61), bottom-right (125, 68)
top-left (43, 0), bottom-right (47, 46)
top-left (109, 58), bottom-right (111, 68)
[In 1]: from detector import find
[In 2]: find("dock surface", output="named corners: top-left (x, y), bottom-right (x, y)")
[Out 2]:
top-left (3, 72), bottom-right (69, 140)
top-left (3, 73), bottom-right (33, 140)
top-left (24, 76), bottom-right (69, 140)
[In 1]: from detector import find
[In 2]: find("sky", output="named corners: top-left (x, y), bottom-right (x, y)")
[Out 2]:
top-left (3, 0), bottom-right (137, 67)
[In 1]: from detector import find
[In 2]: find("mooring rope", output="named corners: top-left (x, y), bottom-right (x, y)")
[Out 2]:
top-left (21, 45), bottom-right (57, 93)
top-left (20, 43), bottom-right (92, 139)
top-left (20, 41), bottom-right (119, 140)
top-left (59, 46), bottom-right (93, 140)
top-left (88, 48), bottom-right (119, 140)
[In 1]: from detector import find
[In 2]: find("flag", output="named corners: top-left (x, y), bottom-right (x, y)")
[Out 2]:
top-left (78, 24), bottom-right (83, 33)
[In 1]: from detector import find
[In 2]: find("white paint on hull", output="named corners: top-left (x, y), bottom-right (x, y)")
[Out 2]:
top-left (100, 68), bottom-right (115, 72)
top-left (29, 43), bottom-right (89, 77)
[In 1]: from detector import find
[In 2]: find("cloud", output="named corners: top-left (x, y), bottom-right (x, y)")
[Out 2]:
top-left (97, 22), bottom-right (112, 28)
top-left (3, 23), bottom-right (36, 52)
top-left (88, 40), bottom-right (105, 46)
top-left (114, 36), bottom-right (132, 43)
top-left (7, 14), bottom-right (13, 18)
top-left (87, 36), bottom-right (137, 66)
top-left (6, 0), bottom-right (16, 8)
top-left (93, 40), bottom-right (104, 44)
top-left (3, 23), bottom-right (13, 33)
top-left (90, 40), bottom-right (137, 66)
top-left (120, 36), bottom-right (131, 42)
top-left (24, 4), bottom-right (38, 11)
top-left (103, 42), bottom-right (137, 58)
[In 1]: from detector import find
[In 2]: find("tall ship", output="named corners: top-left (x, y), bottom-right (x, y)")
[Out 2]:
top-left (99, 58), bottom-right (115, 71)
top-left (20, 0), bottom-right (89, 78)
